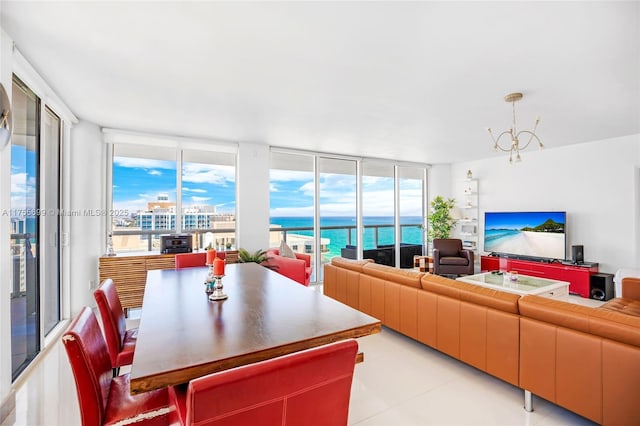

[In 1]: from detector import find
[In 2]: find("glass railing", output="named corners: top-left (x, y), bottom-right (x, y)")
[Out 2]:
top-left (111, 228), bottom-right (236, 253)
top-left (111, 222), bottom-right (424, 281)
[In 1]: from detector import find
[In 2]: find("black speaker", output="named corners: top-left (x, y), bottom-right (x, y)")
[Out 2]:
top-left (590, 273), bottom-right (614, 301)
top-left (571, 245), bottom-right (584, 264)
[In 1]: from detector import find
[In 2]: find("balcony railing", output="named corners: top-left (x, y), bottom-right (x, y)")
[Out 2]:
top-left (111, 223), bottom-right (423, 257)
top-left (111, 228), bottom-right (235, 252)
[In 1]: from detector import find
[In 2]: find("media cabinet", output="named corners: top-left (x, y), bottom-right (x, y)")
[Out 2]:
top-left (480, 255), bottom-right (598, 298)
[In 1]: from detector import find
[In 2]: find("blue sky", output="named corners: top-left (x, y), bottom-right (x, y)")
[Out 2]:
top-left (485, 211), bottom-right (566, 230)
top-left (10, 145), bottom-right (37, 212)
top-left (112, 156), bottom-right (236, 214)
top-left (270, 169), bottom-right (423, 217)
top-left (59, 155), bottom-right (426, 218)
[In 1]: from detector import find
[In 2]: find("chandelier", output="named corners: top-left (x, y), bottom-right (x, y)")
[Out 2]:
top-left (487, 92), bottom-right (543, 163)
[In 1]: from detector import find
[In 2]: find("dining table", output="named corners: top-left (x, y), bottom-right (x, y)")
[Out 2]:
top-left (129, 262), bottom-right (381, 394)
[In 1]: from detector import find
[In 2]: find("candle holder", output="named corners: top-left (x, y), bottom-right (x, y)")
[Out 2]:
top-left (204, 263), bottom-right (215, 293)
top-left (208, 275), bottom-right (228, 301)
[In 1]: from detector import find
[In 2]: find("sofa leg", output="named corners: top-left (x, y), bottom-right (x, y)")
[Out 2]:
top-left (524, 390), bottom-right (533, 412)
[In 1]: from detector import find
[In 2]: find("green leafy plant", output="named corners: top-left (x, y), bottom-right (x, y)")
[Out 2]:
top-left (428, 196), bottom-right (458, 242)
top-left (238, 248), bottom-right (269, 263)
top-left (237, 248), bottom-right (278, 270)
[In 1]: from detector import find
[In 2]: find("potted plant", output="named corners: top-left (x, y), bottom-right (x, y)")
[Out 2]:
top-left (238, 248), bottom-right (269, 263)
top-left (428, 196), bottom-right (458, 243)
top-left (237, 248), bottom-right (278, 270)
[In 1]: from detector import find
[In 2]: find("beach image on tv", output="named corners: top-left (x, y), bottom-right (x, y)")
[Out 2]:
top-left (484, 211), bottom-right (566, 259)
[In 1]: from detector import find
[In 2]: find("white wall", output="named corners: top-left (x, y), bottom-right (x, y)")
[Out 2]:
top-left (428, 163), bottom-right (452, 201)
top-left (451, 134), bottom-right (640, 274)
top-left (236, 143), bottom-right (270, 251)
top-left (68, 121), bottom-right (104, 314)
top-left (0, 27), bottom-right (13, 412)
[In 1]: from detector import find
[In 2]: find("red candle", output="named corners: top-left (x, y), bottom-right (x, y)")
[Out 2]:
top-left (213, 256), bottom-right (225, 276)
top-left (206, 249), bottom-right (217, 265)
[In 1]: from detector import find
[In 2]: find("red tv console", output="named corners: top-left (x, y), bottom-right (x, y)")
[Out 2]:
top-left (480, 255), bottom-right (599, 298)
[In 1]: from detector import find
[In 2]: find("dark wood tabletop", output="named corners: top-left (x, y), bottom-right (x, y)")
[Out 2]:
top-left (129, 262), bottom-right (381, 394)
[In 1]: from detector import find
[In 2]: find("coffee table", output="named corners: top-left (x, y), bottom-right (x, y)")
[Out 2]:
top-left (456, 271), bottom-right (569, 300)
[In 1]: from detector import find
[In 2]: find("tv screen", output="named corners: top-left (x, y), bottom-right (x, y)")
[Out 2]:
top-left (484, 211), bottom-right (566, 260)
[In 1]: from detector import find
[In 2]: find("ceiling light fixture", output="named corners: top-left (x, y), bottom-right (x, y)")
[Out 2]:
top-left (487, 92), bottom-right (543, 163)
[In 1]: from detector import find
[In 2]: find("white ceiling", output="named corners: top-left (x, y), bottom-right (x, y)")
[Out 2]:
top-left (2, 1), bottom-right (639, 164)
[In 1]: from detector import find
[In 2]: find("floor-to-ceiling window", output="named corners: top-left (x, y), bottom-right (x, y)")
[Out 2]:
top-left (111, 144), bottom-right (178, 252)
top-left (362, 161), bottom-right (396, 265)
top-left (268, 151), bottom-right (316, 274)
top-left (108, 136), bottom-right (237, 253)
top-left (318, 157), bottom-right (357, 282)
top-left (269, 149), bottom-right (428, 283)
top-left (398, 166), bottom-right (426, 246)
top-left (42, 107), bottom-right (61, 335)
top-left (10, 77), bottom-right (41, 379)
top-left (181, 150), bottom-right (236, 250)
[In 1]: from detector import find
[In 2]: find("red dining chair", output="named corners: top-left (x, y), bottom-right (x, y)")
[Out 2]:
top-left (93, 279), bottom-right (137, 375)
top-left (174, 252), bottom-right (207, 269)
top-left (169, 339), bottom-right (359, 425)
top-left (62, 306), bottom-right (175, 426)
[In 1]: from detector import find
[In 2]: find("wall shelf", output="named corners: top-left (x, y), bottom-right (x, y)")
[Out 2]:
top-left (454, 178), bottom-right (479, 268)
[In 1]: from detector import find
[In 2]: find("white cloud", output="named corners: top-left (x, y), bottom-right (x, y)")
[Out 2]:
top-left (183, 187), bottom-right (207, 193)
top-left (11, 173), bottom-right (37, 208)
top-left (189, 196), bottom-right (212, 203)
top-left (148, 170), bottom-right (162, 176)
top-left (114, 157), bottom-right (174, 169)
top-left (182, 163), bottom-right (234, 185)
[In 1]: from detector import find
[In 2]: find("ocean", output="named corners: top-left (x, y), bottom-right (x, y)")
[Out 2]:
top-left (270, 216), bottom-right (423, 259)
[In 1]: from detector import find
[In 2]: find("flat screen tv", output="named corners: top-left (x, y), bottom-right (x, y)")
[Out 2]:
top-left (484, 211), bottom-right (566, 260)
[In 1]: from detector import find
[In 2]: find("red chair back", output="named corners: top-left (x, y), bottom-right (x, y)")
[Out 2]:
top-left (182, 339), bottom-right (358, 425)
top-left (175, 252), bottom-right (207, 269)
top-left (93, 279), bottom-right (127, 368)
top-left (62, 307), bottom-right (113, 425)
top-left (64, 307), bottom-right (172, 426)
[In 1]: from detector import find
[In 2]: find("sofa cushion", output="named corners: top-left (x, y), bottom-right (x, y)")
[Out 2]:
top-left (420, 274), bottom-right (520, 314)
top-left (600, 298), bottom-right (640, 317)
top-left (361, 263), bottom-right (424, 289)
top-left (330, 257), bottom-right (373, 273)
top-left (519, 295), bottom-right (640, 348)
top-left (440, 256), bottom-right (469, 266)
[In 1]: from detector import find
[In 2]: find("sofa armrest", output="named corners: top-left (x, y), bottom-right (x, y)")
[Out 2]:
top-left (294, 252), bottom-right (311, 267)
top-left (432, 248), bottom-right (441, 265)
top-left (622, 277), bottom-right (640, 301)
top-left (265, 254), bottom-right (308, 286)
top-left (459, 249), bottom-right (474, 264)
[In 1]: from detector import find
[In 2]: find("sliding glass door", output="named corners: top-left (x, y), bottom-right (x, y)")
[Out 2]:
top-left (42, 107), bottom-right (61, 335)
top-left (10, 77), bottom-right (41, 379)
top-left (318, 157), bottom-right (357, 281)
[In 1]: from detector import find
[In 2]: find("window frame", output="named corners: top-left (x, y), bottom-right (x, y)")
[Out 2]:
top-left (104, 130), bottom-right (238, 254)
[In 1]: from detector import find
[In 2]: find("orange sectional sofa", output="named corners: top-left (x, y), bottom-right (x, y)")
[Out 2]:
top-left (323, 257), bottom-right (640, 425)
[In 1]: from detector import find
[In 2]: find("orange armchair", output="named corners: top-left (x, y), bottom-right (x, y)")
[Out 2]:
top-left (265, 249), bottom-right (312, 286)
top-left (170, 339), bottom-right (358, 425)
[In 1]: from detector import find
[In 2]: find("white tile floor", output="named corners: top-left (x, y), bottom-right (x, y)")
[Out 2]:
top-left (2, 295), bottom-right (599, 426)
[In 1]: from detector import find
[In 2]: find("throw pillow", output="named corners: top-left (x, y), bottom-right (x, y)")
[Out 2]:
top-left (279, 240), bottom-right (296, 259)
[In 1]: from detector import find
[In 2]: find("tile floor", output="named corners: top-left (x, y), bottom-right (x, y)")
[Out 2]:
top-left (2, 294), bottom-right (599, 426)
